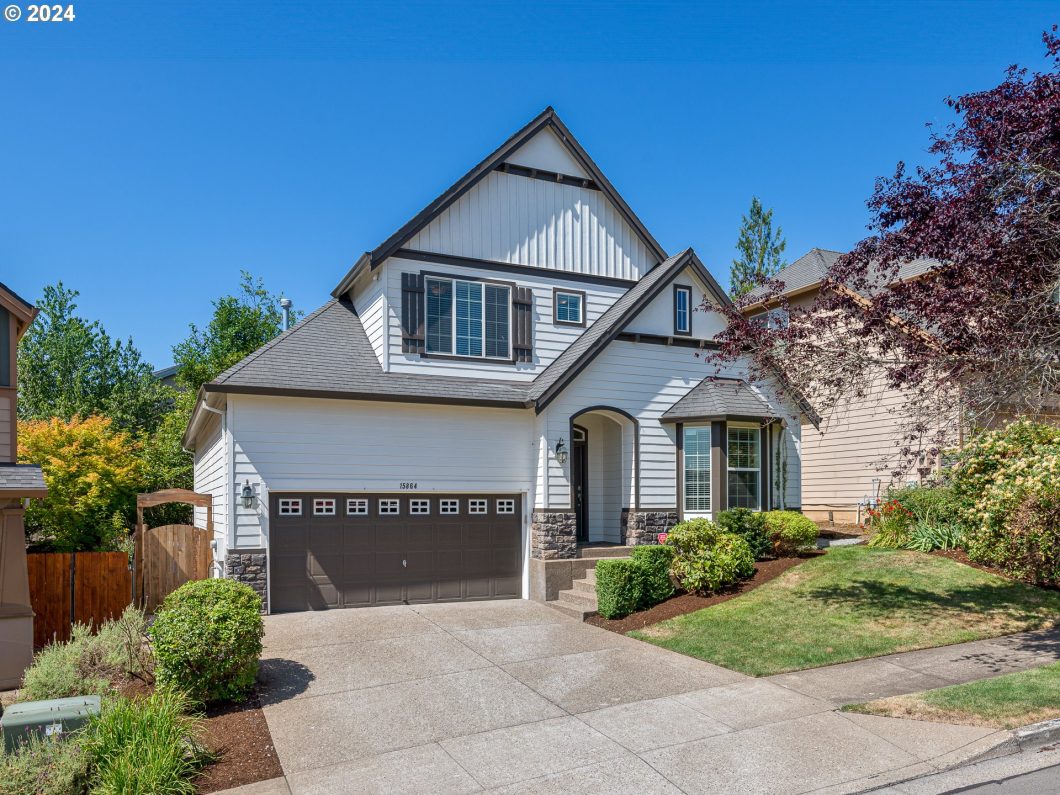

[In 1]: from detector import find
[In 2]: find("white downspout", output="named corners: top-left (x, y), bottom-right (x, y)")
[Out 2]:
top-left (200, 403), bottom-right (227, 577)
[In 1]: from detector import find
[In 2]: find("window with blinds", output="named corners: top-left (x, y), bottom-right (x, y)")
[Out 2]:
top-left (683, 425), bottom-right (711, 513)
top-left (425, 276), bottom-right (511, 359)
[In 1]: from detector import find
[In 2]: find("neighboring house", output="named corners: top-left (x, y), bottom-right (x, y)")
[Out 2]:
top-left (182, 108), bottom-right (808, 613)
top-left (0, 282), bottom-right (46, 688)
top-left (152, 364), bottom-right (179, 390)
top-left (744, 248), bottom-right (938, 524)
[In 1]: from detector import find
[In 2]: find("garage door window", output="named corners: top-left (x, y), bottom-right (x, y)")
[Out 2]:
top-left (313, 498), bottom-right (336, 516)
top-left (410, 499), bottom-right (430, 514)
top-left (440, 499), bottom-right (459, 514)
top-left (469, 499), bottom-right (488, 514)
top-left (347, 498), bottom-right (368, 516)
top-left (496, 499), bottom-right (515, 514)
top-left (379, 499), bottom-right (400, 515)
top-left (278, 498), bottom-right (302, 516)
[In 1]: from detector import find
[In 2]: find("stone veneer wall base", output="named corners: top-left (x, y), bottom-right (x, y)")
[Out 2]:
top-left (225, 549), bottom-right (268, 612)
top-left (622, 510), bottom-right (679, 546)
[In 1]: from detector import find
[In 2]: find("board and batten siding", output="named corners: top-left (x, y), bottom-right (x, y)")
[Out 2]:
top-left (383, 254), bottom-right (627, 380)
top-left (227, 394), bottom-right (537, 549)
top-left (0, 391), bottom-right (13, 462)
top-left (540, 340), bottom-right (801, 512)
top-left (191, 411), bottom-right (228, 564)
top-left (404, 170), bottom-right (655, 282)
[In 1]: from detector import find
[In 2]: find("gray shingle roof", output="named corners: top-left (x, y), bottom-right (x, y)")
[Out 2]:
top-left (0, 464), bottom-right (47, 495)
top-left (747, 248), bottom-right (940, 300)
top-left (207, 300), bottom-right (531, 407)
top-left (660, 378), bottom-right (775, 422)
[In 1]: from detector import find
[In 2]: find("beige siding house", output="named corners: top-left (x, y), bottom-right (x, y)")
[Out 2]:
top-left (744, 249), bottom-right (937, 524)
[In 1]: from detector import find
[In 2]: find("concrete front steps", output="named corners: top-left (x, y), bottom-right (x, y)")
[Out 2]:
top-left (546, 545), bottom-right (632, 621)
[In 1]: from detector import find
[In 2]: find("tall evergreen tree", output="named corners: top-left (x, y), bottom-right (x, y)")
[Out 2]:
top-left (729, 197), bottom-right (787, 297)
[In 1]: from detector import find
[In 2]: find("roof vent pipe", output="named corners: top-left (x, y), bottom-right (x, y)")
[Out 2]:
top-left (279, 295), bottom-right (293, 331)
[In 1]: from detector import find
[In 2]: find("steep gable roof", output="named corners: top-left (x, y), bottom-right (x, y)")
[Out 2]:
top-left (331, 107), bottom-right (668, 297)
top-left (529, 249), bottom-right (730, 411)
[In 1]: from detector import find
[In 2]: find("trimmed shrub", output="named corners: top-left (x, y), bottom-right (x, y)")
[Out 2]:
top-left (629, 545), bottom-right (676, 605)
top-left (716, 508), bottom-right (772, 560)
top-left (668, 533), bottom-right (755, 594)
top-left (764, 510), bottom-right (818, 555)
top-left (595, 558), bottom-right (645, 619)
top-left (0, 734), bottom-right (91, 795)
top-left (84, 690), bottom-right (211, 795)
top-left (663, 518), bottom-right (726, 556)
top-left (150, 579), bottom-right (264, 704)
top-left (18, 607), bottom-right (149, 702)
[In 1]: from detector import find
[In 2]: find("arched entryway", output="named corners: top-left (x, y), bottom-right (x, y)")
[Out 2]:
top-left (568, 407), bottom-right (638, 545)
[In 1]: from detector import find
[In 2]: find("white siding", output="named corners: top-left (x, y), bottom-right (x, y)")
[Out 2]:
top-left (539, 341), bottom-right (801, 512)
top-left (228, 394), bottom-right (536, 549)
top-left (579, 413), bottom-right (623, 543)
top-left (192, 411), bottom-right (227, 564)
top-left (354, 273), bottom-right (387, 367)
top-left (384, 255), bottom-right (627, 380)
top-left (624, 267), bottom-right (728, 340)
top-left (405, 171), bottom-right (654, 281)
top-left (504, 127), bottom-right (590, 178)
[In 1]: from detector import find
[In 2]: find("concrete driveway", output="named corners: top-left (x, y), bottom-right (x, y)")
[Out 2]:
top-left (250, 600), bottom-right (1011, 794)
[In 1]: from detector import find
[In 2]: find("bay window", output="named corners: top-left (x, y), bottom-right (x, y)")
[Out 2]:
top-left (425, 276), bottom-right (511, 359)
top-left (683, 425), bottom-right (711, 514)
top-left (727, 426), bottom-right (760, 510)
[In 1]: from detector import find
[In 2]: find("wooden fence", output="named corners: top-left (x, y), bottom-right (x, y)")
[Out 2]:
top-left (27, 552), bottom-right (132, 648)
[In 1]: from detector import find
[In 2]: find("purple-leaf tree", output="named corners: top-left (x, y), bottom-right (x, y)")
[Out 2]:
top-left (709, 28), bottom-right (1060, 476)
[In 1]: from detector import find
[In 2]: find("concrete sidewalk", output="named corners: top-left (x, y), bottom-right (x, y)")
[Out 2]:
top-left (218, 607), bottom-right (1059, 795)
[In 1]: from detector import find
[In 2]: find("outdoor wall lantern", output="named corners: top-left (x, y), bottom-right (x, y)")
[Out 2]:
top-left (555, 437), bottom-right (568, 465)
top-left (241, 480), bottom-right (255, 509)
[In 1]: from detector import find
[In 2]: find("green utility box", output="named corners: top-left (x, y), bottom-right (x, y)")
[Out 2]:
top-left (0, 695), bottom-right (101, 751)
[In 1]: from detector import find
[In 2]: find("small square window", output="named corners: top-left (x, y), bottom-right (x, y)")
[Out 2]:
top-left (440, 499), bottom-right (460, 514)
top-left (410, 499), bottom-right (430, 515)
top-left (313, 498), bottom-right (336, 516)
top-left (554, 290), bottom-right (584, 326)
top-left (278, 498), bottom-right (301, 516)
top-left (496, 499), bottom-right (515, 514)
top-left (469, 499), bottom-right (488, 514)
top-left (347, 498), bottom-right (368, 515)
top-left (379, 499), bottom-right (400, 515)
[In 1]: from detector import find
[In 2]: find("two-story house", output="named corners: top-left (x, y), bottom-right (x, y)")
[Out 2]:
top-left (182, 108), bottom-right (808, 614)
top-left (0, 281), bottom-right (45, 688)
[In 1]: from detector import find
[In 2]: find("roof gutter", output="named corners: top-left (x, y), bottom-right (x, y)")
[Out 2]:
top-left (330, 252), bottom-right (372, 299)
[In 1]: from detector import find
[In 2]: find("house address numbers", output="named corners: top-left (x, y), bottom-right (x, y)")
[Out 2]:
top-left (399, 482), bottom-right (418, 490)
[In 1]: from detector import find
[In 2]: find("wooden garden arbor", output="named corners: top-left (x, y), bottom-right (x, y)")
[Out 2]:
top-left (134, 489), bottom-right (213, 609)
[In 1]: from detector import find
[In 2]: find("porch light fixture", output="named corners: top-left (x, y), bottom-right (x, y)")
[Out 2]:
top-left (555, 437), bottom-right (568, 465)
top-left (241, 480), bottom-right (255, 509)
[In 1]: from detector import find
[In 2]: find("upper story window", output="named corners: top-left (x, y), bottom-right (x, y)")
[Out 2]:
top-left (553, 289), bottom-right (585, 326)
top-left (751, 308), bottom-right (789, 330)
top-left (426, 276), bottom-right (511, 359)
top-left (674, 286), bottom-right (691, 336)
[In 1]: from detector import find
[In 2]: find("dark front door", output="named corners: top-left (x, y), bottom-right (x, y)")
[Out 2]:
top-left (572, 427), bottom-right (588, 543)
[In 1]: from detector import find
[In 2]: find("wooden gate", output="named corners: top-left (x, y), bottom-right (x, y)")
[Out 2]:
top-left (27, 552), bottom-right (132, 648)
top-left (135, 489), bottom-right (214, 611)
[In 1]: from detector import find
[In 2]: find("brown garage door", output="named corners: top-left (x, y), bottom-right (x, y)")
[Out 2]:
top-left (269, 493), bottom-right (522, 612)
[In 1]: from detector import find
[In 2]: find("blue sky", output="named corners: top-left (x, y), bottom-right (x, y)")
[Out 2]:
top-left (2, 1), bottom-right (1056, 367)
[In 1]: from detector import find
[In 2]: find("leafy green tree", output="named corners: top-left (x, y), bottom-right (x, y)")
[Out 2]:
top-left (173, 271), bottom-right (298, 393)
top-left (729, 197), bottom-right (787, 297)
top-left (17, 283), bottom-right (171, 435)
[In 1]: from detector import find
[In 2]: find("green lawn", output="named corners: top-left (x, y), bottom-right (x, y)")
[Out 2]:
top-left (630, 546), bottom-right (1060, 676)
top-left (845, 662), bottom-right (1060, 729)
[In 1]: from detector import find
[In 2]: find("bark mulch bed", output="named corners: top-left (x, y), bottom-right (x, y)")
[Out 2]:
top-left (196, 688), bottom-right (283, 794)
top-left (586, 554), bottom-right (818, 634)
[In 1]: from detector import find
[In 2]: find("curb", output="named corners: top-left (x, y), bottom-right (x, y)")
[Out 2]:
top-left (1014, 717), bottom-right (1060, 751)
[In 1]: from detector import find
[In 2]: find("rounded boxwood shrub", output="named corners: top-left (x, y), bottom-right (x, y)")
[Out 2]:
top-left (150, 578), bottom-right (264, 704)
top-left (629, 544), bottom-right (676, 605)
top-left (716, 508), bottom-right (772, 560)
top-left (763, 510), bottom-right (818, 556)
top-left (668, 533), bottom-right (754, 594)
top-left (595, 558), bottom-right (645, 619)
